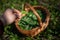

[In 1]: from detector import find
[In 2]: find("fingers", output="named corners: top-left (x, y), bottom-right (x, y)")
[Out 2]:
top-left (12, 9), bottom-right (22, 19)
top-left (12, 9), bottom-right (21, 14)
top-left (12, 9), bottom-right (26, 19)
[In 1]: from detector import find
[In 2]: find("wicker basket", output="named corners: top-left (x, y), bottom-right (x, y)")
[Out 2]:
top-left (15, 3), bottom-right (50, 37)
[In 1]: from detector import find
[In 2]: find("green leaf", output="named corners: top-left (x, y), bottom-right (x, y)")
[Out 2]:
top-left (21, 11), bottom-right (28, 14)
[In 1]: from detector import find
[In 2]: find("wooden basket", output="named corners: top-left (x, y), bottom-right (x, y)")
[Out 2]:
top-left (15, 3), bottom-right (50, 37)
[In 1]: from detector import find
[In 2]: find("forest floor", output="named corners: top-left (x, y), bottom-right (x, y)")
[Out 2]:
top-left (0, 0), bottom-right (60, 40)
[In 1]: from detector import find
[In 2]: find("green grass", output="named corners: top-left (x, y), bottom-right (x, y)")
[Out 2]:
top-left (0, 0), bottom-right (60, 40)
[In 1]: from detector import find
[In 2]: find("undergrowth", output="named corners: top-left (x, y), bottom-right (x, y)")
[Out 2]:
top-left (0, 0), bottom-right (60, 40)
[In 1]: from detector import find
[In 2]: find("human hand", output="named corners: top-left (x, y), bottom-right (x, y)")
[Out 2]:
top-left (0, 8), bottom-right (21, 26)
